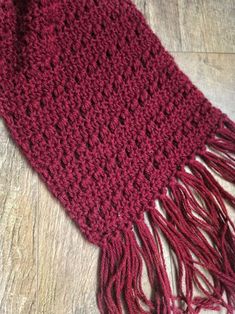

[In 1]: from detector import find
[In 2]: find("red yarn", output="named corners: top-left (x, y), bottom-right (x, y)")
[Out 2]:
top-left (1, 1), bottom-right (235, 313)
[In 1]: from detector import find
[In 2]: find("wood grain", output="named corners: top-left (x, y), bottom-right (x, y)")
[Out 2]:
top-left (177, 0), bottom-right (235, 53)
top-left (134, 0), bottom-right (182, 51)
top-left (172, 53), bottom-right (235, 119)
top-left (133, 0), bottom-right (235, 53)
top-left (0, 1), bottom-right (235, 313)
top-left (37, 183), bottom-right (98, 314)
top-left (0, 124), bottom-right (37, 314)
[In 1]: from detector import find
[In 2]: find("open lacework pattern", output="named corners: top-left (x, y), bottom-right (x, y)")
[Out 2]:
top-left (1, 0), bottom-right (235, 313)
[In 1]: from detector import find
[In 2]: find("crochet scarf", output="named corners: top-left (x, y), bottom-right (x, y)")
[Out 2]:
top-left (1, 1), bottom-right (235, 313)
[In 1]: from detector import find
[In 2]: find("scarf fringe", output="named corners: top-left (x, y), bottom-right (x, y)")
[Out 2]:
top-left (97, 117), bottom-right (235, 314)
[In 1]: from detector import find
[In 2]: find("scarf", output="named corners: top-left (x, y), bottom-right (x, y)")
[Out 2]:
top-left (1, 0), bottom-right (235, 313)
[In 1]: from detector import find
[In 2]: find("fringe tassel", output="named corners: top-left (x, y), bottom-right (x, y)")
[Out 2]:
top-left (97, 228), bottom-right (154, 314)
top-left (97, 118), bottom-right (235, 314)
top-left (207, 119), bottom-right (235, 157)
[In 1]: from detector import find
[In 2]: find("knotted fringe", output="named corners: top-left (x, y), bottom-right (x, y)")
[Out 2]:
top-left (97, 117), bottom-right (235, 314)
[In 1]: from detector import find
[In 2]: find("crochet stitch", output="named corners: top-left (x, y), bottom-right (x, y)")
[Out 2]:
top-left (1, 0), bottom-right (235, 313)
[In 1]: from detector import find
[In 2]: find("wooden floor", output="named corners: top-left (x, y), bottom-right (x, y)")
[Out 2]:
top-left (0, 1), bottom-right (235, 313)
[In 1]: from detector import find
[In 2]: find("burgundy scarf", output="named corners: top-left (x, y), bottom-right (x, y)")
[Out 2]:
top-left (1, 0), bottom-right (235, 313)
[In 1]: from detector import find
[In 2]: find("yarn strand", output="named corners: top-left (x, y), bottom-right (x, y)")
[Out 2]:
top-left (97, 117), bottom-right (235, 314)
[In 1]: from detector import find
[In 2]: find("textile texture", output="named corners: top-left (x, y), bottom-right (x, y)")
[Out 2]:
top-left (1, 0), bottom-right (235, 313)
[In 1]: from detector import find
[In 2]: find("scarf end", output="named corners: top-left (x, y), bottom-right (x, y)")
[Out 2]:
top-left (97, 116), bottom-right (235, 314)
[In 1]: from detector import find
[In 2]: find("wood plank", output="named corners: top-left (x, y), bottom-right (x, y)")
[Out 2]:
top-left (133, 0), bottom-right (182, 51)
top-left (133, 0), bottom-right (235, 53)
top-left (37, 183), bottom-right (98, 314)
top-left (172, 52), bottom-right (235, 119)
top-left (0, 121), bottom-right (37, 314)
top-left (178, 0), bottom-right (235, 53)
